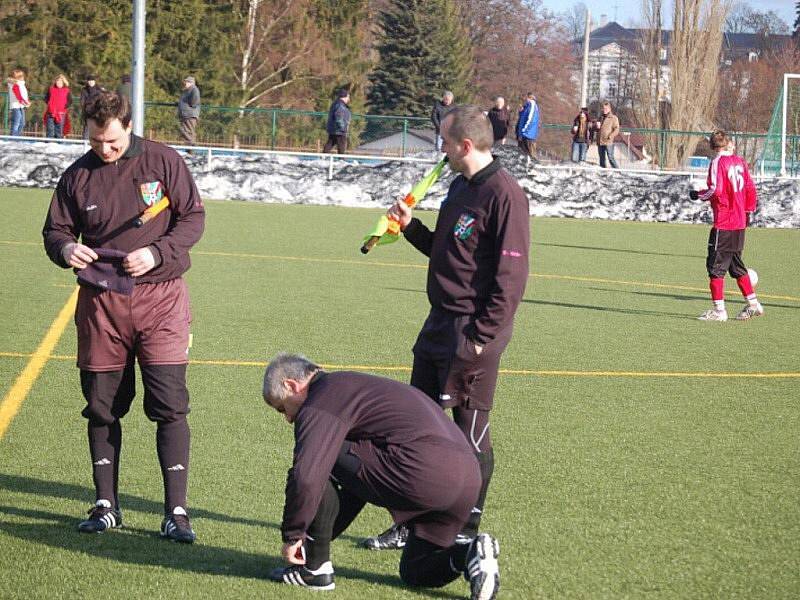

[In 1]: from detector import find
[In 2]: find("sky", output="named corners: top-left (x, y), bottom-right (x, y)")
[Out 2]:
top-left (541, 0), bottom-right (796, 30)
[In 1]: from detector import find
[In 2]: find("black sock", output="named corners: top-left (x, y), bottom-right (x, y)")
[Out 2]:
top-left (156, 418), bottom-right (190, 513)
top-left (88, 420), bottom-right (121, 507)
top-left (305, 480), bottom-right (340, 569)
top-left (463, 448), bottom-right (494, 537)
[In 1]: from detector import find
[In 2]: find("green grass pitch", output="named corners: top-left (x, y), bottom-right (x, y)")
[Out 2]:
top-left (0, 186), bottom-right (798, 599)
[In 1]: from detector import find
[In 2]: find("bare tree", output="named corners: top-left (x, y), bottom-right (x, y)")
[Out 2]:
top-left (234, 0), bottom-right (325, 109)
top-left (562, 2), bottom-right (588, 41)
top-left (666, 0), bottom-right (730, 167)
top-left (638, 0), bottom-right (730, 168)
top-left (635, 0), bottom-right (664, 164)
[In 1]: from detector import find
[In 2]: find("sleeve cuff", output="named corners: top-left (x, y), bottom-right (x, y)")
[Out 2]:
top-left (149, 245), bottom-right (163, 268)
top-left (403, 217), bottom-right (423, 236)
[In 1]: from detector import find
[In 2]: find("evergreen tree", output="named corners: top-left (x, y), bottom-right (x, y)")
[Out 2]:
top-left (794, 1), bottom-right (800, 40)
top-left (367, 0), bottom-right (473, 116)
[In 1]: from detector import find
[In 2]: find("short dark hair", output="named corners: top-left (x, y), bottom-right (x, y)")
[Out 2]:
top-left (441, 105), bottom-right (494, 152)
top-left (709, 130), bottom-right (729, 150)
top-left (83, 91), bottom-right (132, 128)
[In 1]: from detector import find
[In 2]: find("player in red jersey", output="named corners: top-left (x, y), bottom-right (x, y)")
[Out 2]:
top-left (690, 130), bottom-right (763, 321)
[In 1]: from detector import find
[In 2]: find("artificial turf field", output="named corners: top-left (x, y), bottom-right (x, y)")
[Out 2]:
top-left (0, 186), bottom-right (798, 599)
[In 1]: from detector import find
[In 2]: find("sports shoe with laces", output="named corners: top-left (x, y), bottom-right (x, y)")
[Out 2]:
top-left (697, 308), bottom-right (728, 321)
top-left (268, 561), bottom-right (335, 590)
top-left (464, 533), bottom-right (500, 600)
top-left (160, 506), bottom-right (196, 543)
top-left (360, 523), bottom-right (408, 550)
top-left (78, 499), bottom-right (123, 533)
top-left (736, 302), bottom-right (764, 320)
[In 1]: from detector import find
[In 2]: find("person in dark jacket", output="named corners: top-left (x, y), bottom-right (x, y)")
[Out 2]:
top-left (177, 76), bottom-right (201, 146)
top-left (571, 106), bottom-right (592, 163)
top-left (362, 105), bottom-right (530, 552)
top-left (486, 96), bottom-right (510, 145)
top-left (116, 74), bottom-right (132, 101)
top-left (431, 91), bottom-right (454, 151)
top-left (79, 74), bottom-right (104, 139)
top-left (43, 91), bottom-right (205, 544)
top-left (262, 354), bottom-right (501, 600)
top-left (323, 89), bottom-right (351, 154)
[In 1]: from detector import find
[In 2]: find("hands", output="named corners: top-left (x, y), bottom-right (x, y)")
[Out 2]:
top-left (123, 247), bottom-right (156, 277)
top-left (387, 199), bottom-right (413, 230)
top-left (62, 242), bottom-right (98, 269)
top-left (282, 539), bottom-right (305, 565)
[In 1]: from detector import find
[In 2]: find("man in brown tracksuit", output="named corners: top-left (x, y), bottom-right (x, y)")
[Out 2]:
top-left (262, 354), bottom-right (500, 600)
top-left (43, 92), bottom-right (205, 542)
top-left (363, 105), bottom-right (530, 550)
top-left (596, 101), bottom-right (620, 168)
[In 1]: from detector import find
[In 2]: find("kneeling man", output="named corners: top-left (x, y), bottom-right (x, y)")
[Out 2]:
top-left (262, 353), bottom-right (500, 600)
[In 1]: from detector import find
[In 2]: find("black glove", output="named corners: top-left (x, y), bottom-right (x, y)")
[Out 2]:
top-left (689, 190), bottom-right (699, 200)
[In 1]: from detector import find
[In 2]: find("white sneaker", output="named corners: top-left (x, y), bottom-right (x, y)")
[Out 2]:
top-left (697, 308), bottom-right (728, 321)
top-left (465, 533), bottom-right (500, 600)
top-left (736, 303), bottom-right (764, 320)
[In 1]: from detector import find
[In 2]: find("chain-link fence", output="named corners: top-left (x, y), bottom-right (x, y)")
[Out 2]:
top-left (3, 92), bottom-right (795, 173)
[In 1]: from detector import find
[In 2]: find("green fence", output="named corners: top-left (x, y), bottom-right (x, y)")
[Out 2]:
top-left (3, 92), bottom-right (796, 172)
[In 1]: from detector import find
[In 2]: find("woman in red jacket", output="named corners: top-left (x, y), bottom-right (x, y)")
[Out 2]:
top-left (44, 74), bottom-right (72, 138)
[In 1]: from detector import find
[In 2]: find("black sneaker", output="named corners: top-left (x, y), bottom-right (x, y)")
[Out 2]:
top-left (360, 523), bottom-right (408, 550)
top-left (268, 561), bottom-right (335, 590)
top-left (465, 533), bottom-right (500, 600)
top-left (78, 500), bottom-right (123, 533)
top-left (160, 507), bottom-right (196, 543)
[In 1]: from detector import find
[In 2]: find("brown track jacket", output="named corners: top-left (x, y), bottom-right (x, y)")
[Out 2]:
top-left (403, 158), bottom-right (530, 344)
top-left (42, 134), bottom-right (205, 283)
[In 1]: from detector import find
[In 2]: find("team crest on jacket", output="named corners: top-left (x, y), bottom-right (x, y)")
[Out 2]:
top-left (453, 212), bottom-right (476, 241)
top-left (140, 181), bottom-right (164, 206)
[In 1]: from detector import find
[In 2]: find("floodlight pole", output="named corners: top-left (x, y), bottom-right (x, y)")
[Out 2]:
top-left (132, 0), bottom-right (146, 136)
top-left (780, 73), bottom-right (788, 176)
top-left (580, 8), bottom-right (591, 108)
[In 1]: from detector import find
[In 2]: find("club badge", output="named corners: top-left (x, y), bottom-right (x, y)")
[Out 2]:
top-left (140, 181), bottom-right (164, 207)
top-left (453, 212), bottom-right (476, 241)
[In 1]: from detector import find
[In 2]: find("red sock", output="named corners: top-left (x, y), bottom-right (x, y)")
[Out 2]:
top-left (736, 274), bottom-right (754, 297)
top-left (709, 278), bottom-right (724, 302)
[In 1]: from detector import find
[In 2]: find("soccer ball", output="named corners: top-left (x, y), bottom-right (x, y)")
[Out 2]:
top-left (747, 268), bottom-right (758, 286)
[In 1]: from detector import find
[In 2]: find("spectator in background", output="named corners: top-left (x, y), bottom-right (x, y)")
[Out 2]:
top-left (44, 74), bottom-right (72, 139)
top-left (80, 75), bottom-right (104, 139)
top-left (516, 92), bottom-right (540, 161)
top-left (571, 107), bottom-right (591, 163)
top-left (116, 74), bottom-right (132, 102)
top-left (596, 101), bottom-right (620, 169)
top-left (430, 91), bottom-right (454, 152)
top-left (487, 96), bottom-right (510, 145)
top-left (178, 76), bottom-right (201, 146)
top-left (7, 69), bottom-right (31, 136)
top-left (323, 89), bottom-right (351, 154)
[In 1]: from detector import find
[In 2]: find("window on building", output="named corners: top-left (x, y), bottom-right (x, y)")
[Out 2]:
top-left (608, 83), bottom-right (617, 98)
top-left (748, 51), bottom-right (758, 62)
top-left (659, 47), bottom-right (667, 61)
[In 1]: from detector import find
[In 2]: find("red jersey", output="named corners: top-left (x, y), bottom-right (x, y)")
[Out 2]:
top-left (698, 151), bottom-right (757, 230)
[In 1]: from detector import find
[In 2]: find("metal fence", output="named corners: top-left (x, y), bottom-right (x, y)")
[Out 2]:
top-left (3, 92), bottom-right (797, 174)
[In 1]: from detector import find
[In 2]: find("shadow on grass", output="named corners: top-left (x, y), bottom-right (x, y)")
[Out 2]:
top-left (0, 505), bottom-right (415, 591)
top-left (588, 286), bottom-right (800, 310)
top-left (523, 298), bottom-right (692, 319)
top-left (0, 473), bottom-right (278, 531)
top-left (0, 477), bottom-right (462, 597)
top-left (535, 241), bottom-right (703, 259)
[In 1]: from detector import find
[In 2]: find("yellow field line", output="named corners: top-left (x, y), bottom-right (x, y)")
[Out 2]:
top-left (3, 240), bottom-right (799, 302)
top-left (0, 287), bottom-right (79, 440)
top-left (1, 351), bottom-right (798, 379)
